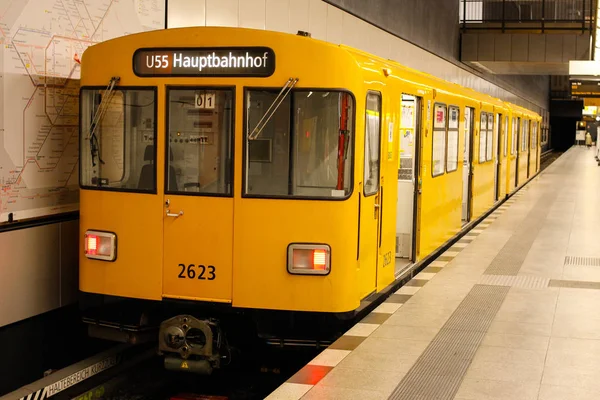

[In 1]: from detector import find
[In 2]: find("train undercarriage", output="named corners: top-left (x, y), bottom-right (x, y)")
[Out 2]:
top-left (80, 293), bottom-right (357, 374)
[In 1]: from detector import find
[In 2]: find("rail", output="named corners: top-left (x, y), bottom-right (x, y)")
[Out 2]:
top-left (460, 0), bottom-right (596, 32)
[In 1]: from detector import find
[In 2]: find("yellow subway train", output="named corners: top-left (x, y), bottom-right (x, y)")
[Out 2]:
top-left (78, 26), bottom-right (541, 372)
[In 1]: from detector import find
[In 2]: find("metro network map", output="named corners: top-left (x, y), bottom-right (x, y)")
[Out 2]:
top-left (0, 0), bottom-right (164, 223)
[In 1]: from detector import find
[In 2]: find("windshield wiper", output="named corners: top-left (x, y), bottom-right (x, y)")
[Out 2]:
top-left (88, 76), bottom-right (120, 167)
top-left (248, 77), bottom-right (298, 140)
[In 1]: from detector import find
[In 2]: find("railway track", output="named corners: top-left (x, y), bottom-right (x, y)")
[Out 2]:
top-left (0, 341), bottom-right (318, 400)
top-left (540, 149), bottom-right (562, 171)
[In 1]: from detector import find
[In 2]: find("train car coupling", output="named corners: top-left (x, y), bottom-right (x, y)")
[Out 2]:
top-left (158, 315), bottom-right (228, 374)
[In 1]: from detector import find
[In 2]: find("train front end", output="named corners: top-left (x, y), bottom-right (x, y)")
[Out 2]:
top-left (78, 27), bottom-right (368, 372)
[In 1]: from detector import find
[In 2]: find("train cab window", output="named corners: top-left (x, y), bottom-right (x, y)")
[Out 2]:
top-left (446, 106), bottom-right (459, 172)
top-left (245, 89), bottom-right (354, 198)
top-left (432, 103), bottom-right (446, 177)
top-left (364, 92), bottom-right (381, 195)
top-left (80, 87), bottom-right (157, 192)
top-left (166, 88), bottom-right (233, 195)
top-left (479, 112), bottom-right (487, 163)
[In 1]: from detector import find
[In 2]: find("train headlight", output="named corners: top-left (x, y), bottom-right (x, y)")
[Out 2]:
top-left (287, 244), bottom-right (331, 275)
top-left (84, 230), bottom-right (117, 261)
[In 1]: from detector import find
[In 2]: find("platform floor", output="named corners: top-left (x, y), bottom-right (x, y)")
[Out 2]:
top-left (267, 147), bottom-right (600, 400)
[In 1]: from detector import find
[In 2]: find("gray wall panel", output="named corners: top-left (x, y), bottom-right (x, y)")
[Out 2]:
top-left (324, 0), bottom-right (460, 60)
top-left (0, 219), bottom-right (79, 327)
top-left (60, 220), bottom-right (80, 306)
top-left (323, 0), bottom-right (548, 110)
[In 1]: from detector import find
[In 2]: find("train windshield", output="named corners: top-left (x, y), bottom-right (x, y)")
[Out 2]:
top-left (79, 88), bottom-right (156, 192)
top-left (245, 90), bottom-right (354, 199)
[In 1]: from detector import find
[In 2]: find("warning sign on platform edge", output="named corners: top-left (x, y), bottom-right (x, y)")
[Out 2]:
top-left (18, 355), bottom-right (119, 400)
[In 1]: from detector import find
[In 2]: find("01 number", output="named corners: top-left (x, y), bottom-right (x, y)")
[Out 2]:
top-left (178, 264), bottom-right (216, 280)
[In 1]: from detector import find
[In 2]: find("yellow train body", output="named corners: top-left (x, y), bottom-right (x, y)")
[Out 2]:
top-left (79, 27), bottom-right (541, 321)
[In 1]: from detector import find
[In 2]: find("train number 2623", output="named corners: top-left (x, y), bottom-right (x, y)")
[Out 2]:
top-left (178, 264), bottom-right (216, 280)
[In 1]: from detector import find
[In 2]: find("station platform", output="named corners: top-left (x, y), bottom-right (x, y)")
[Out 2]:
top-left (267, 146), bottom-right (600, 400)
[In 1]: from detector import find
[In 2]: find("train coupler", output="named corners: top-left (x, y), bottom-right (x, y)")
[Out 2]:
top-left (158, 315), bottom-right (226, 374)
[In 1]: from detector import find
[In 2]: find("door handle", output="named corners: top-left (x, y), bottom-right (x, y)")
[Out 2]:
top-left (166, 209), bottom-right (184, 218)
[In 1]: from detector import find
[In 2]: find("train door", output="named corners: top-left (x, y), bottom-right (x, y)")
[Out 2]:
top-left (395, 94), bottom-right (420, 275)
top-left (358, 91), bottom-right (382, 296)
top-left (526, 121), bottom-right (531, 178)
top-left (162, 87), bottom-right (235, 302)
top-left (515, 117), bottom-right (520, 188)
top-left (462, 107), bottom-right (474, 225)
top-left (494, 113), bottom-right (502, 201)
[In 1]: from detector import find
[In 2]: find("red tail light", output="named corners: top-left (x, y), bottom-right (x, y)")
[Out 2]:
top-left (86, 234), bottom-right (98, 256)
top-left (84, 230), bottom-right (117, 261)
top-left (288, 244), bottom-right (331, 275)
top-left (313, 250), bottom-right (327, 270)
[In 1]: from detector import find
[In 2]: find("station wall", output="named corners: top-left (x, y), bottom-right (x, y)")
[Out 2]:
top-left (0, 219), bottom-right (78, 327)
top-left (167, 0), bottom-right (549, 113)
top-left (0, 0), bottom-right (165, 329)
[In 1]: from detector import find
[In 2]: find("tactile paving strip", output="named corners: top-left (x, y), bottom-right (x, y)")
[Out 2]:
top-left (479, 274), bottom-right (550, 289)
top-left (388, 285), bottom-right (510, 400)
top-left (564, 256), bottom-right (600, 266)
top-left (484, 190), bottom-right (558, 276)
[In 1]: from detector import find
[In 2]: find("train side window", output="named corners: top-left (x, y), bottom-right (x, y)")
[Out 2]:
top-left (245, 89), bottom-right (355, 199)
top-left (364, 92), bottom-right (381, 195)
top-left (432, 103), bottom-right (446, 177)
top-left (503, 116), bottom-right (508, 157)
top-left (486, 113), bottom-right (494, 161)
top-left (479, 112), bottom-right (487, 163)
top-left (446, 106), bottom-right (459, 172)
top-left (166, 88), bottom-right (233, 195)
top-left (80, 87), bottom-right (157, 192)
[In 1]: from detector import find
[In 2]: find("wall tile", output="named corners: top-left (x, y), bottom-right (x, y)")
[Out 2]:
top-left (167, 0), bottom-right (206, 28)
top-left (308, 0), bottom-right (327, 41)
top-left (206, 0), bottom-right (238, 27)
top-left (240, 0), bottom-right (266, 30)
top-left (289, 0), bottom-right (310, 35)
top-left (325, 4), bottom-right (343, 44)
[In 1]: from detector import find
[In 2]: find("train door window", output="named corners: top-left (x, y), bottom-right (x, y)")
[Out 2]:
top-left (503, 116), bottom-right (508, 157)
top-left (80, 87), bottom-right (157, 192)
top-left (166, 88), bottom-right (233, 195)
top-left (522, 120), bottom-right (528, 152)
top-left (446, 106), bottom-right (459, 172)
top-left (245, 90), bottom-right (355, 198)
top-left (512, 118), bottom-right (518, 155)
top-left (479, 112), bottom-right (487, 163)
top-left (432, 103), bottom-right (447, 177)
top-left (398, 95), bottom-right (416, 181)
top-left (364, 92), bottom-right (381, 195)
top-left (486, 112), bottom-right (494, 161)
top-left (494, 114), bottom-right (502, 201)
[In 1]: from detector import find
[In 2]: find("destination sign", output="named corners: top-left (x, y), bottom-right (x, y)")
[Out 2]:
top-left (571, 80), bottom-right (600, 98)
top-left (133, 47), bottom-right (275, 77)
